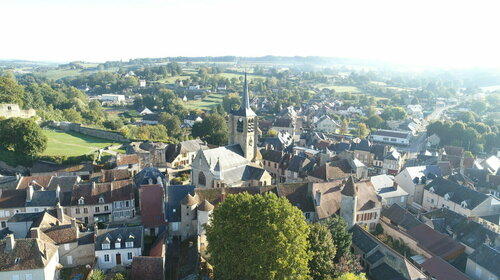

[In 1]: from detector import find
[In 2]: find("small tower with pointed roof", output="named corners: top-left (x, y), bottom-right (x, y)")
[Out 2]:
top-left (340, 176), bottom-right (358, 228)
top-left (228, 72), bottom-right (259, 162)
top-left (180, 193), bottom-right (198, 240)
top-left (212, 157), bottom-right (224, 187)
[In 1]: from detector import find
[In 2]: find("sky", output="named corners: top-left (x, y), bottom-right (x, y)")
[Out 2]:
top-left (1, 0), bottom-right (500, 68)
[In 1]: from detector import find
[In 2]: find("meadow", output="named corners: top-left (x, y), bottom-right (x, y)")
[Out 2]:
top-left (42, 129), bottom-right (118, 156)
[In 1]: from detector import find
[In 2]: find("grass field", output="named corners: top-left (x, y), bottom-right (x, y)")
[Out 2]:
top-left (38, 69), bottom-right (83, 80)
top-left (184, 93), bottom-right (225, 110)
top-left (42, 129), bottom-right (118, 156)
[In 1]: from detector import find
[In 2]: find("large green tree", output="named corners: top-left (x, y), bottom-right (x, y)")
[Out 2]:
top-left (192, 113), bottom-right (228, 146)
top-left (206, 192), bottom-right (311, 280)
top-left (324, 216), bottom-right (352, 262)
top-left (308, 223), bottom-right (336, 280)
top-left (0, 118), bottom-right (47, 157)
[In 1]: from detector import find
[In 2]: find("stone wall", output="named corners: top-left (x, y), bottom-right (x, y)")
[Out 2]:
top-left (49, 121), bottom-right (129, 142)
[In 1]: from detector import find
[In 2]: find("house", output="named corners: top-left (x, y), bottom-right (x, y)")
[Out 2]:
top-left (421, 256), bottom-right (472, 280)
top-left (307, 159), bottom-right (352, 183)
top-left (141, 113), bottom-right (159, 125)
top-left (139, 79), bottom-right (146, 88)
top-left (349, 225), bottom-right (428, 280)
top-left (115, 154), bottom-right (140, 176)
top-left (165, 185), bottom-right (195, 237)
top-left (140, 184), bottom-right (166, 237)
top-left (260, 131), bottom-right (293, 151)
top-left (422, 208), bottom-right (500, 254)
top-left (183, 115), bottom-right (203, 128)
top-left (137, 106), bottom-right (154, 116)
top-left (369, 129), bottom-right (412, 146)
top-left (285, 155), bottom-right (315, 183)
top-left (394, 165), bottom-right (442, 207)
top-left (422, 177), bottom-right (500, 217)
top-left (7, 207), bottom-right (72, 239)
top-left (0, 103), bottom-right (36, 119)
top-left (311, 177), bottom-right (382, 229)
top-left (407, 104), bottom-right (424, 119)
top-left (383, 150), bottom-right (405, 175)
top-left (315, 115), bottom-right (340, 134)
top-left (0, 234), bottom-right (59, 280)
top-left (370, 174), bottom-right (408, 208)
top-left (271, 118), bottom-right (296, 136)
top-left (0, 189), bottom-right (26, 228)
top-left (27, 218), bottom-right (95, 268)
top-left (95, 226), bottom-right (143, 270)
top-left (100, 94), bottom-right (125, 103)
top-left (164, 139), bottom-right (208, 168)
top-left (25, 185), bottom-right (59, 213)
top-left (261, 149), bottom-right (285, 184)
top-left (466, 244), bottom-right (499, 280)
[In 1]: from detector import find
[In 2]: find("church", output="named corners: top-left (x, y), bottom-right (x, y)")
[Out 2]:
top-left (191, 73), bottom-right (272, 188)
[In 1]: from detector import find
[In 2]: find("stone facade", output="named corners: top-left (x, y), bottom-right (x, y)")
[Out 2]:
top-left (0, 104), bottom-right (36, 119)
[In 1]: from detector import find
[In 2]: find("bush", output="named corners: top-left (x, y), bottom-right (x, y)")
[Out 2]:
top-left (374, 224), bottom-right (384, 235)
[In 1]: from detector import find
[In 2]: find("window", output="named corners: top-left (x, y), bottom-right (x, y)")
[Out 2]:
top-left (104, 206), bottom-right (109, 212)
top-left (115, 242), bottom-right (121, 249)
top-left (1, 221), bottom-right (5, 228)
top-left (305, 212), bottom-right (311, 220)
top-left (400, 196), bottom-right (405, 203)
top-left (95, 207), bottom-right (100, 213)
top-left (99, 197), bottom-right (105, 204)
top-left (34, 208), bottom-right (39, 212)
top-left (83, 208), bottom-right (88, 214)
top-left (78, 197), bottom-right (84, 205)
top-left (66, 256), bottom-right (72, 265)
top-left (128, 252), bottom-right (133, 260)
top-left (75, 208), bottom-right (80, 214)
top-left (126, 241), bottom-right (134, 248)
top-left (102, 243), bottom-right (110, 250)
top-left (125, 201), bottom-right (130, 208)
top-left (64, 244), bottom-right (70, 251)
top-left (198, 172), bottom-right (206, 186)
top-left (104, 254), bottom-right (110, 262)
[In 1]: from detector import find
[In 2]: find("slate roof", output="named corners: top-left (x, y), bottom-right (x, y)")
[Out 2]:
top-left (350, 224), bottom-right (377, 253)
top-left (0, 238), bottom-right (59, 271)
top-left (140, 184), bottom-right (166, 228)
top-left (272, 118), bottom-right (293, 127)
top-left (370, 263), bottom-right (407, 280)
top-left (134, 167), bottom-right (165, 186)
top-left (287, 155), bottom-right (311, 173)
top-left (468, 244), bottom-right (500, 278)
top-left (381, 204), bottom-right (422, 230)
top-left (366, 250), bottom-right (384, 264)
top-left (0, 176), bottom-right (20, 190)
top-left (371, 144), bottom-right (387, 160)
top-left (0, 189), bottom-right (26, 208)
top-left (26, 190), bottom-right (58, 207)
top-left (341, 176), bottom-right (357, 196)
top-left (261, 149), bottom-right (284, 163)
top-left (425, 177), bottom-right (490, 210)
top-left (46, 176), bottom-right (80, 191)
top-left (351, 139), bottom-right (372, 152)
top-left (71, 182), bottom-right (111, 206)
top-left (165, 139), bottom-right (208, 163)
top-left (274, 183), bottom-right (315, 212)
top-left (95, 226), bottom-right (143, 250)
top-left (421, 256), bottom-right (471, 280)
top-left (423, 208), bottom-right (499, 251)
top-left (197, 144), bottom-right (246, 171)
top-left (131, 256), bottom-right (164, 280)
top-left (166, 185), bottom-right (195, 223)
top-left (407, 223), bottom-right (465, 260)
top-left (372, 129), bottom-right (411, 139)
top-left (308, 162), bottom-right (351, 181)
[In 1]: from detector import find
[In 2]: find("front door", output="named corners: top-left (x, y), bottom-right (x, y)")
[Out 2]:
top-left (116, 253), bottom-right (121, 265)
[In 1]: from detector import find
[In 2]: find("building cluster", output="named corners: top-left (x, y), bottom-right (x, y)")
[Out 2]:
top-left (0, 75), bottom-right (499, 280)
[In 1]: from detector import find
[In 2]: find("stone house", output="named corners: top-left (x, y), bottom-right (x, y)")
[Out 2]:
top-left (370, 174), bottom-right (408, 208)
top-left (0, 103), bottom-right (36, 119)
top-left (466, 244), bottom-right (499, 280)
top-left (164, 139), bottom-right (208, 168)
top-left (394, 165), bottom-right (442, 207)
top-left (0, 189), bottom-right (26, 229)
top-left (315, 115), bottom-right (340, 134)
top-left (95, 226), bottom-right (143, 270)
top-left (0, 234), bottom-right (59, 280)
top-left (115, 154), bottom-right (140, 176)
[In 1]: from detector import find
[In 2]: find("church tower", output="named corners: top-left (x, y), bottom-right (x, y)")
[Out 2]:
top-left (228, 72), bottom-right (259, 162)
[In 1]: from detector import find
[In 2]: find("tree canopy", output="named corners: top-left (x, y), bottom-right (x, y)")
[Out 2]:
top-left (308, 223), bottom-right (337, 280)
top-left (0, 118), bottom-right (47, 157)
top-left (192, 113), bottom-right (228, 146)
top-left (206, 192), bottom-right (311, 280)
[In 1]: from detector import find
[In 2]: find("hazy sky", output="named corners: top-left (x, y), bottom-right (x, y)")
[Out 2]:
top-left (1, 0), bottom-right (499, 68)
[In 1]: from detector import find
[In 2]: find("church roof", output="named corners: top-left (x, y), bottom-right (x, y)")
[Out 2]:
top-left (231, 72), bottom-right (256, 117)
top-left (198, 144), bottom-right (248, 171)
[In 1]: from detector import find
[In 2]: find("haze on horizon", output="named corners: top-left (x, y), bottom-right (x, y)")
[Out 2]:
top-left (1, 0), bottom-right (500, 69)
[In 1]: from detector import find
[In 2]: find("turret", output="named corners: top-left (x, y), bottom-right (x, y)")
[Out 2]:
top-left (340, 176), bottom-right (358, 228)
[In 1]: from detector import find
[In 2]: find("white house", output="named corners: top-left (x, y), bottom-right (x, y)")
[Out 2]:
top-left (100, 94), bottom-right (126, 103)
top-left (315, 115), bottom-right (340, 134)
top-left (95, 226), bottom-right (143, 270)
top-left (394, 165), bottom-right (441, 207)
top-left (0, 234), bottom-right (59, 280)
top-left (369, 129), bottom-right (412, 146)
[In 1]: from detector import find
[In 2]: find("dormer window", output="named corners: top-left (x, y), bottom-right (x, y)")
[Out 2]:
top-left (14, 257), bottom-right (20, 264)
top-left (461, 201), bottom-right (468, 208)
top-left (102, 243), bottom-right (110, 250)
top-left (444, 193), bottom-right (452, 201)
top-left (428, 187), bottom-right (435, 193)
top-left (126, 241), bottom-right (134, 248)
top-left (99, 197), bottom-right (105, 204)
top-left (78, 197), bottom-right (85, 205)
top-left (115, 242), bottom-right (121, 249)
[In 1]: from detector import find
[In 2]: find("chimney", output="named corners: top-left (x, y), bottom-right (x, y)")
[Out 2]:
top-left (393, 181), bottom-right (398, 191)
top-left (148, 178), bottom-right (153, 185)
top-left (315, 190), bottom-right (322, 206)
top-left (5, 234), bottom-right (15, 252)
top-left (92, 182), bottom-right (96, 192)
top-left (30, 227), bottom-right (40, 239)
top-left (157, 176), bottom-right (163, 187)
top-left (56, 203), bottom-right (65, 224)
top-left (71, 218), bottom-right (79, 238)
top-left (26, 185), bottom-right (34, 202)
top-left (56, 185), bottom-right (61, 200)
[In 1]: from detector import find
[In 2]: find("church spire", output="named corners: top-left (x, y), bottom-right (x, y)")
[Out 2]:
top-left (242, 71), bottom-right (250, 109)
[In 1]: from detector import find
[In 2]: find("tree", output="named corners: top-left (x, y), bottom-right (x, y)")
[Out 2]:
top-left (206, 192), bottom-right (311, 280)
top-left (113, 273), bottom-right (125, 280)
top-left (308, 223), bottom-right (336, 280)
top-left (0, 118), bottom-right (47, 157)
top-left (325, 216), bottom-right (352, 262)
top-left (357, 123), bottom-right (369, 139)
top-left (222, 93), bottom-right (241, 112)
top-left (333, 254), bottom-right (363, 278)
top-left (267, 129), bottom-right (278, 137)
top-left (192, 113), bottom-right (228, 146)
top-left (158, 112), bottom-right (182, 139)
top-left (88, 269), bottom-right (105, 280)
top-left (103, 119), bottom-right (124, 131)
top-left (366, 115), bottom-right (384, 129)
top-left (341, 119), bottom-right (349, 135)
top-left (334, 273), bottom-right (367, 280)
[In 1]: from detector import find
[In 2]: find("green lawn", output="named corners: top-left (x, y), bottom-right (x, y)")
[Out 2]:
top-left (37, 69), bottom-right (84, 80)
top-left (184, 93), bottom-right (225, 110)
top-left (42, 129), bottom-right (118, 156)
top-left (317, 85), bottom-right (361, 93)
